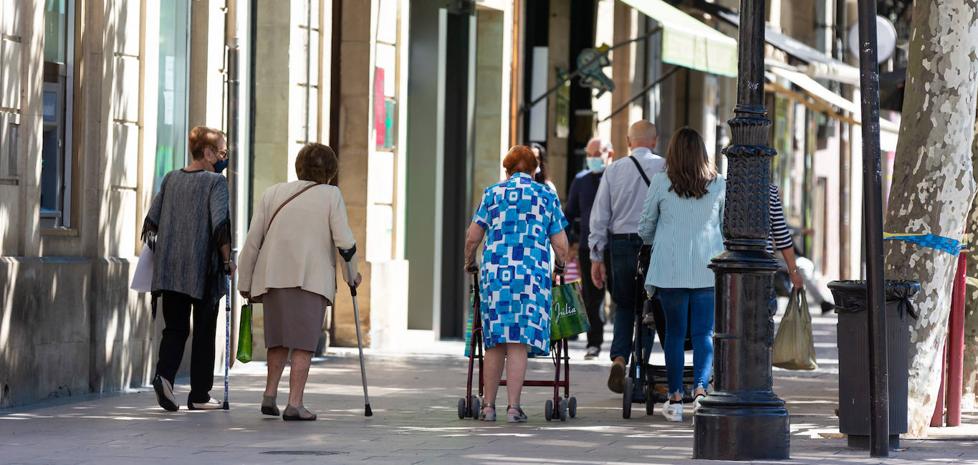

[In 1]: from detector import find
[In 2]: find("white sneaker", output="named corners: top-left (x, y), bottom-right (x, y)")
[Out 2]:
top-left (188, 398), bottom-right (224, 410)
top-left (692, 395), bottom-right (706, 415)
top-left (661, 402), bottom-right (683, 422)
top-left (584, 346), bottom-right (600, 360)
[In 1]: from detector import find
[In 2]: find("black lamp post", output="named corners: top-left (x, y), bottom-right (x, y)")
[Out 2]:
top-left (693, 0), bottom-right (790, 460)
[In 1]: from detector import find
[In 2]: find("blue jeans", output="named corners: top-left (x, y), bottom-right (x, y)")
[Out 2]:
top-left (656, 287), bottom-right (715, 395)
top-left (608, 236), bottom-right (653, 361)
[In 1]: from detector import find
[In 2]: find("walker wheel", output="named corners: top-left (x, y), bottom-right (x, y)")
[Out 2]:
top-left (544, 399), bottom-right (554, 422)
top-left (622, 378), bottom-right (633, 419)
top-left (471, 396), bottom-right (481, 420)
top-left (457, 398), bottom-right (466, 419)
top-left (559, 398), bottom-right (569, 422)
top-left (569, 397), bottom-right (578, 418)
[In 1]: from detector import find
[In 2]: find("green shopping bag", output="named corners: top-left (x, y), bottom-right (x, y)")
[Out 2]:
top-left (772, 289), bottom-right (817, 370)
top-left (550, 280), bottom-right (590, 341)
top-left (236, 304), bottom-right (253, 363)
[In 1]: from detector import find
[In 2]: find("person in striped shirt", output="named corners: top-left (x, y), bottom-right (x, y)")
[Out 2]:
top-left (769, 185), bottom-right (835, 314)
top-left (769, 184), bottom-right (803, 289)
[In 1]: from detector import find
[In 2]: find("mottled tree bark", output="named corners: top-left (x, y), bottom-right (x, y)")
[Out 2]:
top-left (882, 0), bottom-right (978, 437)
top-left (963, 115), bottom-right (978, 411)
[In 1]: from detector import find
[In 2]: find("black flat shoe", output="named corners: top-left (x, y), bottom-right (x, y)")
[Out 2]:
top-left (152, 376), bottom-right (178, 412)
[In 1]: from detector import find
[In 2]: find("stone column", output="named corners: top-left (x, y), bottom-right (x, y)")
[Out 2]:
top-left (472, 9), bottom-right (505, 213)
top-left (546, 0), bottom-right (569, 194)
top-left (609, 2), bottom-right (636, 160)
top-left (332, 0), bottom-right (373, 346)
top-left (188, 0), bottom-right (227, 128)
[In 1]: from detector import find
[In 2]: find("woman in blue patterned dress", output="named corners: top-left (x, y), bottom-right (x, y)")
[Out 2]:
top-left (464, 145), bottom-right (571, 423)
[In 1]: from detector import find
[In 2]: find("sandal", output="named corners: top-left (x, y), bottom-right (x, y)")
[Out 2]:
top-left (507, 405), bottom-right (528, 423)
top-left (282, 404), bottom-right (317, 421)
top-left (480, 404), bottom-right (496, 421)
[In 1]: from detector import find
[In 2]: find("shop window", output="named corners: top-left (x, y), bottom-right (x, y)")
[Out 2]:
top-left (154, 0), bottom-right (190, 192)
top-left (0, 114), bottom-right (17, 179)
top-left (40, 0), bottom-right (75, 228)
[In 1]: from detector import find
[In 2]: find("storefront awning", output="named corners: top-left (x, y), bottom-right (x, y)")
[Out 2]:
top-left (706, 5), bottom-right (861, 85)
top-left (766, 66), bottom-right (900, 151)
top-left (620, 0), bottom-right (738, 78)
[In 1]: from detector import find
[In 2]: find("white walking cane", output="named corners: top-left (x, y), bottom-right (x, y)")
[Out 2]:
top-left (341, 248), bottom-right (372, 417)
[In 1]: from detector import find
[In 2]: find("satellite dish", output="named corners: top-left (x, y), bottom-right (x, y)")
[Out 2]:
top-left (848, 16), bottom-right (898, 63)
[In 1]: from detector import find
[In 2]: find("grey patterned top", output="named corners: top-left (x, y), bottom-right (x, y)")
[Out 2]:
top-left (143, 169), bottom-right (231, 304)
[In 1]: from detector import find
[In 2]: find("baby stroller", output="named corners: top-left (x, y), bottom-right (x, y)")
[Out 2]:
top-left (622, 246), bottom-right (697, 419)
top-left (458, 269), bottom-right (578, 422)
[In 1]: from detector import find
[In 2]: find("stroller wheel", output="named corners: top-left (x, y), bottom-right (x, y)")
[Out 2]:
top-left (568, 397), bottom-right (577, 418)
top-left (457, 398), bottom-right (466, 419)
top-left (544, 399), bottom-right (554, 422)
top-left (622, 378), bottom-right (633, 419)
top-left (559, 398), bottom-right (569, 422)
top-left (471, 396), bottom-right (481, 420)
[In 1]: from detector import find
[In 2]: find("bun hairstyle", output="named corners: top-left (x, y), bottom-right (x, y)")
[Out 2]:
top-left (295, 143), bottom-right (339, 184)
top-left (189, 126), bottom-right (226, 160)
top-left (502, 145), bottom-right (538, 176)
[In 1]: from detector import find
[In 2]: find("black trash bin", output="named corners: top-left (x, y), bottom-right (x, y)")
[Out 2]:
top-left (827, 280), bottom-right (920, 449)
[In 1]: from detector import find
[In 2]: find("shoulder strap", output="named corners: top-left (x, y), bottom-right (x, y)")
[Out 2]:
top-left (627, 155), bottom-right (651, 187)
top-left (263, 183), bottom-right (320, 239)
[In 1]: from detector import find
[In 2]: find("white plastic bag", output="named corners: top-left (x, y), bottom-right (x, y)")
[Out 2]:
top-left (130, 245), bottom-right (154, 293)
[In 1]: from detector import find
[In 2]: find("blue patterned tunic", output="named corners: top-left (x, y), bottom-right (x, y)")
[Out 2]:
top-left (473, 172), bottom-right (569, 356)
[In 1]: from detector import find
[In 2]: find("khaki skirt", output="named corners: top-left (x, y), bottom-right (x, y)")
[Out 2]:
top-left (262, 287), bottom-right (329, 352)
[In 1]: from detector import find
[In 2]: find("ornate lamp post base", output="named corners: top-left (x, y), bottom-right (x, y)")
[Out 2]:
top-left (694, 394), bottom-right (790, 460)
top-left (695, 241), bottom-right (790, 460)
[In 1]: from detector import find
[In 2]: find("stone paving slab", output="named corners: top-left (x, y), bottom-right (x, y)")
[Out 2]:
top-left (2, 314), bottom-right (977, 464)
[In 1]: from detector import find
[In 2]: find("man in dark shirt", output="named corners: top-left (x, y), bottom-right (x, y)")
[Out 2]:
top-left (564, 137), bottom-right (613, 359)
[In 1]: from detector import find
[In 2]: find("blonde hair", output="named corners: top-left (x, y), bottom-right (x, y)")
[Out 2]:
top-left (188, 127), bottom-right (225, 160)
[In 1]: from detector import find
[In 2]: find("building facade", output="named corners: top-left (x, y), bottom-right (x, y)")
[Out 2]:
top-left (0, 0), bottom-right (232, 407)
top-left (1, 0), bottom-right (909, 407)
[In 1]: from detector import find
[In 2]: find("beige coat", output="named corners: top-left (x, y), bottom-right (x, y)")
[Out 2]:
top-left (238, 181), bottom-right (358, 302)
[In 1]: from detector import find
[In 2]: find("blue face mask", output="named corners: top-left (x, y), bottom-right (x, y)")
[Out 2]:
top-left (213, 158), bottom-right (229, 174)
top-left (586, 157), bottom-right (605, 173)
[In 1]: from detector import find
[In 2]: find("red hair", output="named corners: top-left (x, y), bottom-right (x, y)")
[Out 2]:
top-left (503, 145), bottom-right (538, 176)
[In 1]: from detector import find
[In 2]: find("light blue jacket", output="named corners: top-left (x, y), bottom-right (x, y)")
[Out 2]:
top-left (638, 172), bottom-right (726, 291)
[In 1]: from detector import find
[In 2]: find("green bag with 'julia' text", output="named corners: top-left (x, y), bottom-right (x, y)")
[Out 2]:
top-left (550, 280), bottom-right (590, 341)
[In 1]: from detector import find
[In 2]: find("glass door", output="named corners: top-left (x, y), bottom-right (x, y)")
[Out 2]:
top-left (154, 0), bottom-right (190, 192)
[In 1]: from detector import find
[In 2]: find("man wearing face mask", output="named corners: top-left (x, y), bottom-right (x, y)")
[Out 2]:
top-left (564, 137), bottom-right (613, 360)
top-left (142, 126), bottom-right (235, 412)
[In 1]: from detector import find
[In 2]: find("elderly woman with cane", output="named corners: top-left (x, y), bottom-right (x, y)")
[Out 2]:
top-left (238, 143), bottom-right (361, 421)
top-left (464, 145), bottom-right (571, 423)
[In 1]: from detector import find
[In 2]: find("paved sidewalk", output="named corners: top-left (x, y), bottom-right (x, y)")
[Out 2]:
top-left (2, 313), bottom-right (977, 464)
